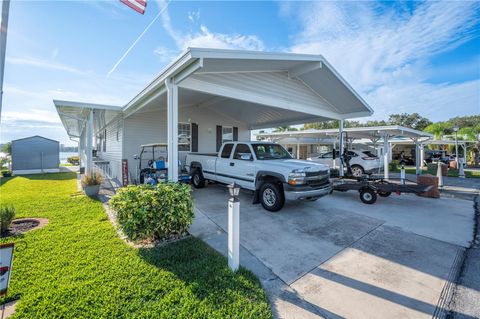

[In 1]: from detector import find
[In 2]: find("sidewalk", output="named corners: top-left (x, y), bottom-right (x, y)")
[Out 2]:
top-left (449, 195), bottom-right (480, 318)
top-left (388, 173), bottom-right (479, 200)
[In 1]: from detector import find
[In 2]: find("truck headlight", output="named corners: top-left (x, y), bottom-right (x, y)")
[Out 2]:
top-left (288, 170), bottom-right (306, 185)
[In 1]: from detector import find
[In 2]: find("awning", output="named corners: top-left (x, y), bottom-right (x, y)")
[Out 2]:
top-left (54, 100), bottom-right (122, 139)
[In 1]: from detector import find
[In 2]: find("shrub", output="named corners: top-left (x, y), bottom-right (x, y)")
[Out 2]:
top-left (81, 171), bottom-right (103, 187)
top-left (1, 169), bottom-right (12, 177)
top-left (0, 206), bottom-right (16, 234)
top-left (67, 156), bottom-right (80, 165)
top-left (110, 183), bottom-right (194, 241)
top-left (389, 160), bottom-right (399, 171)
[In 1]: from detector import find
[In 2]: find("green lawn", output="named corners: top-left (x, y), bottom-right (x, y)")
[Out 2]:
top-left (0, 173), bottom-right (271, 319)
top-left (391, 167), bottom-right (480, 178)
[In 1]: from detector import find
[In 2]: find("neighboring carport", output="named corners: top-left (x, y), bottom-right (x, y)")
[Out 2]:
top-left (257, 126), bottom-right (433, 178)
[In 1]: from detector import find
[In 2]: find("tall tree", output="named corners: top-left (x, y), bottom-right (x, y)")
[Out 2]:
top-left (388, 113), bottom-right (432, 130)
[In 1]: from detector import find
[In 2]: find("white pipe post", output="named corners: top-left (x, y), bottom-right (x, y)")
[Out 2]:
top-left (339, 120), bottom-right (344, 177)
top-left (420, 144), bottom-right (425, 168)
top-left (459, 143), bottom-right (466, 178)
top-left (437, 161), bottom-right (444, 187)
top-left (166, 78), bottom-right (178, 182)
top-left (86, 110), bottom-right (94, 175)
top-left (296, 141), bottom-right (300, 159)
top-left (228, 196), bottom-right (240, 272)
top-left (415, 139), bottom-right (420, 175)
top-left (383, 133), bottom-right (389, 180)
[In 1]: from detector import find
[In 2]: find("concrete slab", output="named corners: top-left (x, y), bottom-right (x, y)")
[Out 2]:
top-left (291, 225), bottom-right (463, 319)
top-left (194, 185), bottom-right (384, 284)
top-left (317, 191), bottom-right (473, 247)
top-left (191, 183), bottom-right (475, 319)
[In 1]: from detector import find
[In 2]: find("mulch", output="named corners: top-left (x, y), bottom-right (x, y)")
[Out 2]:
top-left (2, 218), bottom-right (49, 237)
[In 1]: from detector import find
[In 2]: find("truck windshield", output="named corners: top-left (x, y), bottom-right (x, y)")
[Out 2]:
top-left (252, 144), bottom-right (293, 160)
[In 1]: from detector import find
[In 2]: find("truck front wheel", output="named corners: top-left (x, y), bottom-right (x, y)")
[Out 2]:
top-left (191, 169), bottom-right (206, 188)
top-left (260, 182), bottom-right (285, 212)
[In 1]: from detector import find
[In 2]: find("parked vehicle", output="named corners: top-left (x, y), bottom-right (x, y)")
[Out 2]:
top-left (186, 142), bottom-right (332, 212)
top-left (307, 149), bottom-right (382, 177)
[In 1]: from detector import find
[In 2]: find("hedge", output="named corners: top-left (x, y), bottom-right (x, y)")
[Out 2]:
top-left (110, 183), bottom-right (194, 241)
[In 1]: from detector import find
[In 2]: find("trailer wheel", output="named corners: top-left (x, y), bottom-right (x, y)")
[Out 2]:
top-left (260, 182), bottom-right (284, 212)
top-left (359, 188), bottom-right (377, 204)
top-left (378, 191), bottom-right (391, 197)
top-left (191, 169), bottom-right (206, 188)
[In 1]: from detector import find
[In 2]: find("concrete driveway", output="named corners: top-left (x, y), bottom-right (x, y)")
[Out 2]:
top-left (189, 184), bottom-right (475, 319)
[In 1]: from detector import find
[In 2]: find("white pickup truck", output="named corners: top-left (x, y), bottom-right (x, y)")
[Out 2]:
top-left (185, 141), bottom-right (332, 211)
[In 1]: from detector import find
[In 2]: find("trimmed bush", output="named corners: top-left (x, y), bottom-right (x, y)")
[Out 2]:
top-left (67, 156), bottom-right (80, 165)
top-left (0, 205), bottom-right (15, 234)
top-left (1, 169), bottom-right (12, 177)
top-left (110, 183), bottom-right (194, 241)
top-left (389, 160), bottom-right (399, 172)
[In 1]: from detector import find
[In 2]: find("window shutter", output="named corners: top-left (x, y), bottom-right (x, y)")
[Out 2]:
top-left (216, 125), bottom-right (222, 151)
top-left (191, 123), bottom-right (198, 152)
top-left (233, 127), bottom-right (238, 141)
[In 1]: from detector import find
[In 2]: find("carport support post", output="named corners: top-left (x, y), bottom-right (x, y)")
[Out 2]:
top-left (86, 109), bottom-right (93, 176)
top-left (166, 78), bottom-right (179, 182)
top-left (383, 133), bottom-right (389, 180)
top-left (339, 120), bottom-right (344, 177)
top-left (415, 139), bottom-right (421, 175)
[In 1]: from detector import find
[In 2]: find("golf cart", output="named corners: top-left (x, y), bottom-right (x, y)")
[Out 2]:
top-left (133, 143), bottom-right (190, 185)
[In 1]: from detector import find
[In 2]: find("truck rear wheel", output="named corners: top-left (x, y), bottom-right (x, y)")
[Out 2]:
top-left (191, 169), bottom-right (205, 188)
top-left (260, 182), bottom-right (284, 212)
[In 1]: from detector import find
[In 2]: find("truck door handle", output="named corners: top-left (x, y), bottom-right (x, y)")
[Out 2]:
top-left (230, 162), bottom-right (234, 166)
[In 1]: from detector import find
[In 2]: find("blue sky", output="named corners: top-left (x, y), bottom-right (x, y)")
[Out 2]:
top-left (1, 0), bottom-right (479, 145)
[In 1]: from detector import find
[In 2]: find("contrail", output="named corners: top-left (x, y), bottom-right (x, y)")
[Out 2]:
top-left (107, 0), bottom-right (171, 78)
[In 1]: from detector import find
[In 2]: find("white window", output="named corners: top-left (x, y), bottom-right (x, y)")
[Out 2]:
top-left (222, 126), bottom-right (233, 144)
top-left (178, 123), bottom-right (191, 151)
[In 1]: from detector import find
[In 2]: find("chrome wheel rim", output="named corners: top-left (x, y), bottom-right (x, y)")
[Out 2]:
top-left (193, 174), bottom-right (200, 185)
top-left (263, 188), bottom-right (276, 207)
top-left (352, 167), bottom-right (363, 177)
top-left (363, 192), bottom-right (372, 201)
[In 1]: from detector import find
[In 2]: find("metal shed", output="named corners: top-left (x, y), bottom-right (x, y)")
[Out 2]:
top-left (11, 136), bottom-right (60, 175)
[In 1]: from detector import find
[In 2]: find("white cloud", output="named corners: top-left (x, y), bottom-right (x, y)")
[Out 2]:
top-left (158, 0), bottom-right (265, 51)
top-left (6, 56), bottom-right (91, 75)
top-left (285, 1), bottom-right (480, 120)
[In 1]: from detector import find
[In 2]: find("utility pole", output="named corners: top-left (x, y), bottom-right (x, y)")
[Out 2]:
top-left (0, 0), bottom-right (10, 119)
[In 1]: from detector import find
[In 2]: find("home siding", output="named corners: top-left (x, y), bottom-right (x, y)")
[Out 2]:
top-left (123, 105), bottom-right (250, 183)
top-left (96, 116), bottom-right (123, 184)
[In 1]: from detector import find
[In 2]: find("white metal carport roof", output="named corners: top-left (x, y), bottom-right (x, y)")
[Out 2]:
top-left (256, 125), bottom-right (432, 141)
top-left (55, 47), bottom-right (374, 180)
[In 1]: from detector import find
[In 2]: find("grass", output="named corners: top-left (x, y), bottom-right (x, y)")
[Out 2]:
top-left (391, 167), bottom-right (480, 178)
top-left (0, 173), bottom-right (271, 319)
top-left (59, 163), bottom-right (74, 166)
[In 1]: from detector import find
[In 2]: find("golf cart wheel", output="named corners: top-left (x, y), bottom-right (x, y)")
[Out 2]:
top-left (191, 169), bottom-right (205, 188)
top-left (359, 188), bottom-right (377, 204)
top-left (260, 182), bottom-right (285, 212)
top-left (351, 165), bottom-right (365, 177)
top-left (378, 191), bottom-right (392, 197)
